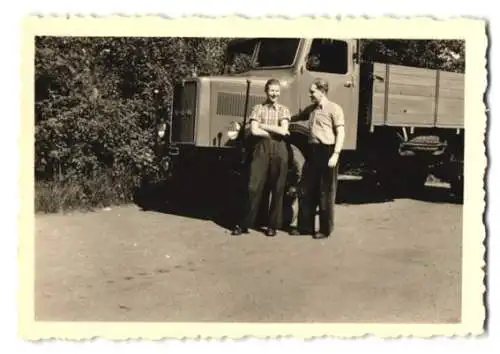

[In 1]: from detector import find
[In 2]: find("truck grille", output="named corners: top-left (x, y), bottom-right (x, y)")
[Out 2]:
top-left (216, 92), bottom-right (265, 117)
top-left (171, 81), bottom-right (197, 143)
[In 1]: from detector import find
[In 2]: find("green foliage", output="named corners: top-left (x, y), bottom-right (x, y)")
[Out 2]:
top-left (34, 36), bottom-right (464, 213)
top-left (35, 36), bottom-right (235, 212)
top-left (360, 39), bottom-right (465, 73)
top-left (35, 171), bottom-right (137, 213)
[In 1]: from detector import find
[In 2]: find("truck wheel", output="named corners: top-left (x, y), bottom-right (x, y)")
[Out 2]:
top-left (377, 157), bottom-right (428, 198)
top-left (450, 174), bottom-right (464, 202)
top-left (448, 151), bottom-right (464, 202)
top-left (403, 167), bottom-right (429, 196)
top-left (217, 142), bottom-right (308, 230)
top-left (283, 143), bottom-right (306, 229)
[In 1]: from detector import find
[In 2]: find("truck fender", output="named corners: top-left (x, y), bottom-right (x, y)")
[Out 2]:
top-left (288, 121), bottom-right (310, 137)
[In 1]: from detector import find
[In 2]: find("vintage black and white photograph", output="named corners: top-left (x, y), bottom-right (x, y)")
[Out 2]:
top-left (20, 16), bottom-right (486, 338)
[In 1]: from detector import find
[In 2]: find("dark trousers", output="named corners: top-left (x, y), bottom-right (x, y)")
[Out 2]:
top-left (240, 138), bottom-right (288, 230)
top-left (298, 143), bottom-right (339, 235)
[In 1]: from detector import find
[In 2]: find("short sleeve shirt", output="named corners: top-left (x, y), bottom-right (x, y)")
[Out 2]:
top-left (248, 102), bottom-right (291, 127)
top-left (307, 100), bottom-right (345, 145)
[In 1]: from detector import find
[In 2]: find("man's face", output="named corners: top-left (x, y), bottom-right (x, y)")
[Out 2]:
top-left (266, 84), bottom-right (281, 104)
top-left (309, 84), bottom-right (323, 104)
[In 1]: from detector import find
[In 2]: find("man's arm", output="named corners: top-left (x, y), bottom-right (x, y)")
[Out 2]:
top-left (250, 120), bottom-right (271, 138)
top-left (328, 107), bottom-right (345, 168)
top-left (289, 105), bottom-right (311, 122)
top-left (333, 125), bottom-right (345, 153)
top-left (333, 105), bottom-right (345, 153)
top-left (259, 121), bottom-right (289, 136)
top-left (247, 105), bottom-right (271, 138)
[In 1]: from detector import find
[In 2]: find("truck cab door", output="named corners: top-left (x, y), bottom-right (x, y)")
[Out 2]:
top-left (298, 38), bottom-right (359, 151)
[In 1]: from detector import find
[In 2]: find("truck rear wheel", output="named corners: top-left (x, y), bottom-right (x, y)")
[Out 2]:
top-left (448, 151), bottom-right (464, 202)
top-left (450, 173), bottom-right (464, 202)
top-left (376, 156), bottom-right (429, 198)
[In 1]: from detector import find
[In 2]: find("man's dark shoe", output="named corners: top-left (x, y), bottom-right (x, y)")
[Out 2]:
top-left (231, 225), bottom-right (249, 236)
top-left (266, 228), bottom-right (277, 237)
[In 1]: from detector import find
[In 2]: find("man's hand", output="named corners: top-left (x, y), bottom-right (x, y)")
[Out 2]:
top-left (328, 152), bottom-right (340, 168)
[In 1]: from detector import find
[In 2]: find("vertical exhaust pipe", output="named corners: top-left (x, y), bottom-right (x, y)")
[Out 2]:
top-left (238, 79), bottom-right (252, 165)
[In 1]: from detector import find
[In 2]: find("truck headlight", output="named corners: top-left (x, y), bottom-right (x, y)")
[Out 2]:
top-left (161, 156), bottom-right (171, 172)
top-left (158, 123), bottom-right (167, 138)
top-left (226, 121), bottom-right (242, 140)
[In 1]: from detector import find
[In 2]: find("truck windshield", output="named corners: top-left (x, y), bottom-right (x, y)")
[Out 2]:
top-left (224, 39), bottom-right (255, 74)
top-left (253, 38), bottom-right (301, 68)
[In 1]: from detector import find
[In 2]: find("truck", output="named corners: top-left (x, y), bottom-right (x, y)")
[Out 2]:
top-left (156, 37), bottom-right (464, 223)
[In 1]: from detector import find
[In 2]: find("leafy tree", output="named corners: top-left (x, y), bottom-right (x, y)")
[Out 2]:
top-left (35, 36), bottom-right (232, 184)
top-left (360, 39), bottom-right (465, 73)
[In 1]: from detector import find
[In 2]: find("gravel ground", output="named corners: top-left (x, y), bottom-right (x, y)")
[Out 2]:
top-left (35, 182), bottom-right (462, 323)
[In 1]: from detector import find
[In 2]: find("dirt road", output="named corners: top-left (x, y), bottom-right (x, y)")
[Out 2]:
top-left (35, 183), bottom-right (462, 323)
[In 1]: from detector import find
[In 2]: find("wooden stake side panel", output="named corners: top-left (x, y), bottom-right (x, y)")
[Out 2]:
top-left (370, 63), bottom-right (464, 129)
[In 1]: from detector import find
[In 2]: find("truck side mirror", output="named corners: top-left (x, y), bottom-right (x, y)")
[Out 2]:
top-left (353, 52), bottom-right (359, 64)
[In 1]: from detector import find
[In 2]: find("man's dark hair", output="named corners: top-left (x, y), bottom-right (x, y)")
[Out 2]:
top-left (312, 78), bottom-right (329, 94)
top-left (265, 78), bottom-right (281, 91)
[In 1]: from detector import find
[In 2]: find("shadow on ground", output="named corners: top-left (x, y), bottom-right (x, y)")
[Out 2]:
top-left (411, 184), bottom-right (463, 205)
top-left (336, 178), bottom-right (463, 205)
top-left (336, 178), bottom-right (392, 205)
top-left (133, 177), bottom-right (462, 231)
top-left (133, 180), bottom-right (233, 230)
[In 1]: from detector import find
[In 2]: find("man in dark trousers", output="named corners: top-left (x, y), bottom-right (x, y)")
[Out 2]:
top-left (290, 78), bottom-right (345, 239)
top-left (232, 78), bottom-right (291, 237)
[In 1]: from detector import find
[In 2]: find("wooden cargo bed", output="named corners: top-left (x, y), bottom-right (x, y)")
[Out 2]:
top-left (368, 62), bottom-right (464, 129)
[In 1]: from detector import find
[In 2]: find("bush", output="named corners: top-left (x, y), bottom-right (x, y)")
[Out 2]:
top-left (35, 169), bottom-right (138, 213)
top-left (34, 36), bottom-right (235, 213)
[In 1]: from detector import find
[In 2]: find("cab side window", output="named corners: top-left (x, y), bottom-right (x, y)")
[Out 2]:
top-left (306, 39), bottom-right (349, 74)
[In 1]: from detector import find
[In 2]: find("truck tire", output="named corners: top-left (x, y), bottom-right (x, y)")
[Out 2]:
top-left (450, 173), bottom-right (464, 202)
top-left (448, 150), bottom-right (464, 202)
top-left (400, 161), bottom-right (429, 196)
top-left (218, 141), bottom-right (308, 231)
top-left (283, 143), bottom-right (306, 229)
top-left (377, 156), bottom-right (429, 198)
top-left (236, 142), bottom-right (307, 231)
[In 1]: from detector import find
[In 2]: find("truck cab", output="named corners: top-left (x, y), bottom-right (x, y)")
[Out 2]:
top-left (165, 37), bottom-right (360, 153)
